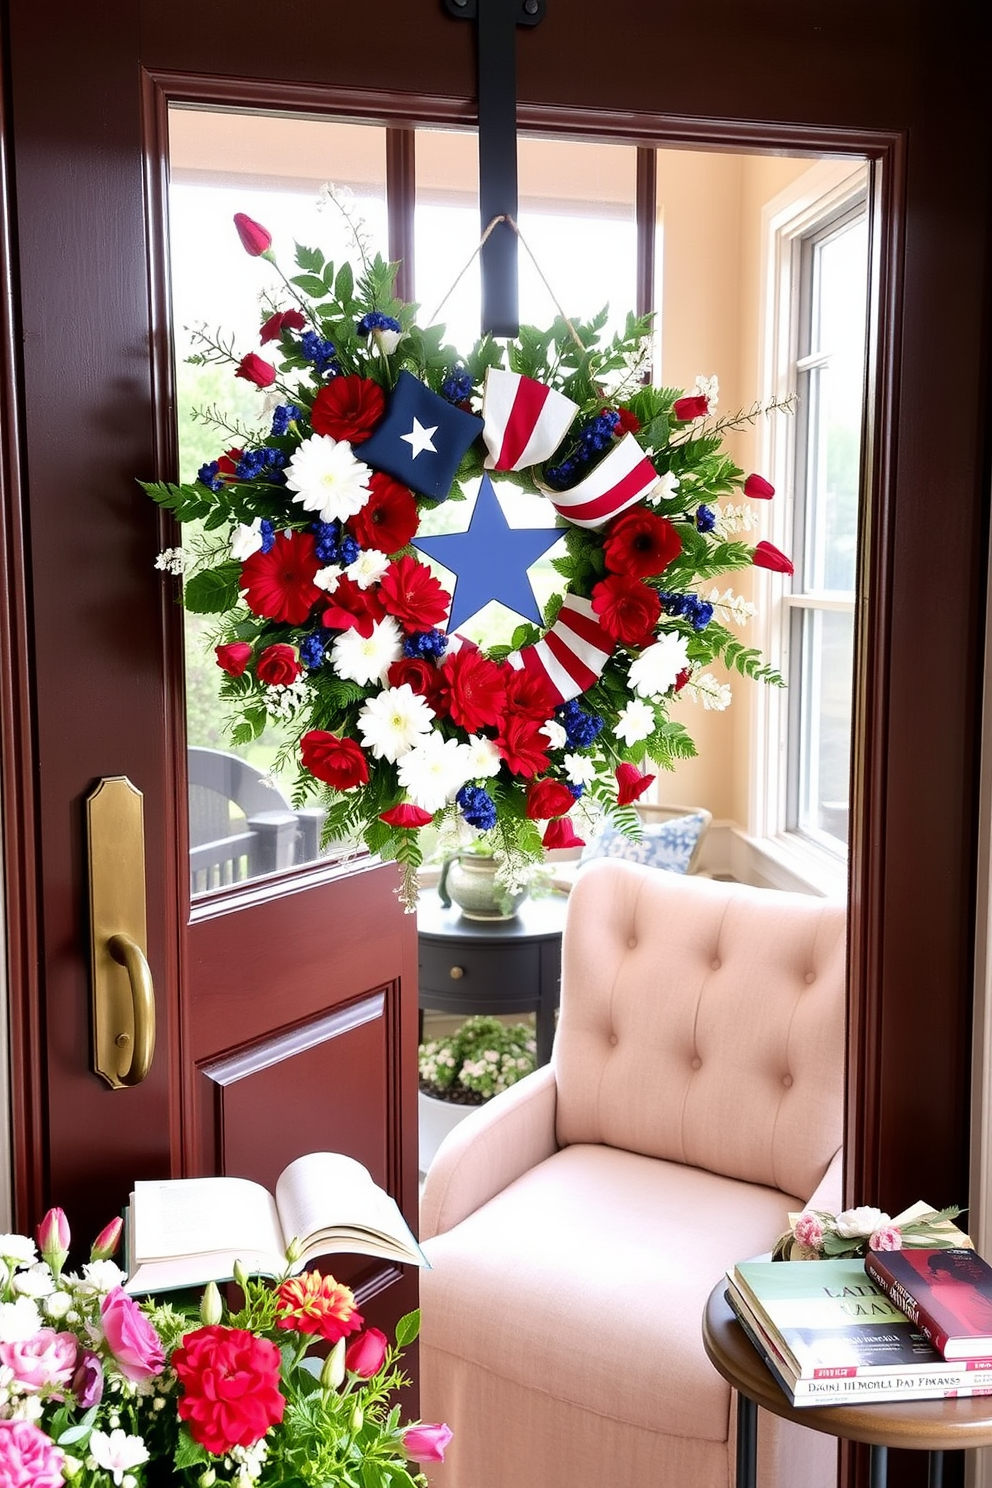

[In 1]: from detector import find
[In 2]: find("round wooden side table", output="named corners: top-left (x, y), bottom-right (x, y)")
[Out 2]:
top-left (703, 1282), bottom-right (992, 1488)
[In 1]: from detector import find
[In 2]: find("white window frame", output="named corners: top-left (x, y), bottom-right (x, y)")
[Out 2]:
top-left (748, 159), bottom-right (869, 898)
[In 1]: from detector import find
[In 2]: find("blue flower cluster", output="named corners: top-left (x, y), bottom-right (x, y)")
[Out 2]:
top-left (441, 367), bottom-right (473, 404)
top-left (300, 331), bottom-right (339, 377)
top-left (556, 698), bottom-right (605, 749)
top-left (235, 448), bottom-right (287, 483)
top-left (659, 591), bottom-right (714, 630)
top-left (545, 410), bottom-right (621, 490)
top-left (312, 520), bottom-right (360, 566)
top-left (256, 519), bottom-right (276, 555)
top-left (403, 628), bottom-right (449, 660)
top-left (299, 632), bottom-right (328, 670)
top-left (270, 404), bottom-right (301, 438)
top-left (456, 783), bottom-right (498, 831)
top-left (357, 311), bottom-right (401, 336)
top-left (695, 504), bottom-right (716, 533)
top-left (197, 460), bottom-right (224, 493)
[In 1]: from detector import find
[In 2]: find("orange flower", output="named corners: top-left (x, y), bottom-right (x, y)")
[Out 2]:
top-left (274, 1271), bottom-right (364, 1343)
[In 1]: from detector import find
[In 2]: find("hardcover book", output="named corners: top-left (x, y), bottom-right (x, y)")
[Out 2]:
top-left (865, 1247), bottom-right (992, 1360)
top-left (124, 1151), bottom-right (427, 1295)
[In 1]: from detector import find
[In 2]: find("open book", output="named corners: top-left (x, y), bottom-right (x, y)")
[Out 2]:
top-left (124, 1151), bottom-right (427, 1295)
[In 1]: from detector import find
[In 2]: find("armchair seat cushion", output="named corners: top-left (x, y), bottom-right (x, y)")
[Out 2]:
top-left (422, 1142), bottom-right (800, 1441)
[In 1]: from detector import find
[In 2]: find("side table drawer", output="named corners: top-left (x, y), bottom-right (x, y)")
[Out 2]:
top-left (419, 937), bottom-right (541, 1007)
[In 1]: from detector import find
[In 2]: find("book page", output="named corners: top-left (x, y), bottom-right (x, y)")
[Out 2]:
top-left (275, 1152), bottom-right (418, 1258)
top-left (132, 1176), bottom-right (284, 1266)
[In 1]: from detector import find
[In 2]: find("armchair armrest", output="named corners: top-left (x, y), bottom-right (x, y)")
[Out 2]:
top-left (805, 1146), bottom-right (844, 1213)
top-left (420, 1064), bottom-right (559, 1240)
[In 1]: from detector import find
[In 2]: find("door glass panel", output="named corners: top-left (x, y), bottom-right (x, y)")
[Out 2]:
top-left (797, 607), bottom-right (854, 846)
top-left (167, 106), bottom-right (388, 896)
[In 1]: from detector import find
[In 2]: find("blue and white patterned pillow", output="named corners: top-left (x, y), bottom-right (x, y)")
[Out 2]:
top-left (579, 813), bottom-right (707, 875)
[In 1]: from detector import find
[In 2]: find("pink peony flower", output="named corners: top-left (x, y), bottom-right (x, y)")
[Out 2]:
top-left (0, 1328), bottom-right (77, 1391)
top-left (869, 1225), bottom-right (903, 1252)
top-left (100, 1287), bottom-right (165, 1383)
top-left (0, 1420), bottom-right (65, 1488)
top-left (402, 1422), bottom-right (453, 1464)
top-left (793, 1212), bottom-right (825, 1250)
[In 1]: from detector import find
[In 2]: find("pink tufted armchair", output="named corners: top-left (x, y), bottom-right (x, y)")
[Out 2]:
top-left (419, 858), bottom-right (846, 1488)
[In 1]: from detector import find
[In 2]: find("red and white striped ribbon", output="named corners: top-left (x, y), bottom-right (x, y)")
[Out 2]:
top-left (545, 432), bottom-right (661, 530)
top-left (507, 593), bottom-right (614, 704)
top-left (482, 369), bottom-right (578, 472)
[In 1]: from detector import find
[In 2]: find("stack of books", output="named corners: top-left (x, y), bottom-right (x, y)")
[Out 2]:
top-left (726, 1251), bottom-right (992, 1406)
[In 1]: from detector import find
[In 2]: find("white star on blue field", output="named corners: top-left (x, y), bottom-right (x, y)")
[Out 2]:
top-left (412, 474), bottom-right (564, 633)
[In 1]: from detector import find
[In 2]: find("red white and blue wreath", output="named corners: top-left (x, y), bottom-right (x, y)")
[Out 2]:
top-left (144, 210), bottom-right (793, 909)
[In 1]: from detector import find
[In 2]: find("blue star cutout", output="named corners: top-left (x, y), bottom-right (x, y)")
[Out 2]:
top-left (412, 474), bottom-right (564, 633)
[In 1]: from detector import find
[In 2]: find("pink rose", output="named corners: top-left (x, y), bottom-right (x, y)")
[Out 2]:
top-left (793, 1212), bottom-right (825, 1249)
top-left (100, 1286), bottom-right (165, 1383)
top-left (235, 352), bottom-right (277, 389)
top-left (345, 1326), bottom-right (388, 1378)
top-left (0, 1329), bottom-right (77, 1392)
top-left (402, 1423), bottom-right (453, 1464)
top-left (869, 1225), bottom-right (903, 1252)
top-left (0, 1420), bottom-right (65, 1488)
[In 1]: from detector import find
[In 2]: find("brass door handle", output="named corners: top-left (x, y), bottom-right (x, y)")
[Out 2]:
top-left (107, 933), bottom-right (156, 1086)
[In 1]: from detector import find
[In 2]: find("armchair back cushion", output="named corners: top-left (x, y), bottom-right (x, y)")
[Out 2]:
top-left (553, 860), bottom-right (845, 1200)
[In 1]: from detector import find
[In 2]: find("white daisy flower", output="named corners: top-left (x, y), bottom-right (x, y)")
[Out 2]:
top-left (542, 718), bottom-right (568, 752)
top-left (628, 633), bottom-right (691, 699)
top-left (331, 617), bottom-right (404, 687)
top-left (230, 518), bottom-right (265, 562)
top-left (398, 732), bottom-right (473, 813)
top-left (463, 734), bottom-right (502, 779)
top-left (285, 434), bottom-right (372, 523)
top-left (89, 1427), bottom-right (150, 1486)
top-left (683, 672), bottom-right (733, 711)
top-left (314, 563), bottom-right (343, 593)
top-left (0, 1235), bottom-right (37, 1266)
top-left (358, 684), bottom-right (435, 762)
top-left (346, 548), bottom-right (391, 590)
top-left (0, 1295), bottom-right (43, 1343)
top-left (564, 753), bottom-right (597, 788)
top-left (615, 698), bottom-right (656, 746)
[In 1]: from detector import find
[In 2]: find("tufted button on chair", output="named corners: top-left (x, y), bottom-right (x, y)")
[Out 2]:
top-left (420, 858), bottom-right (846, 1488)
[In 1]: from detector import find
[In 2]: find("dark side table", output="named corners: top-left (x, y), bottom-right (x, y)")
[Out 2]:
top-left (703, 1282), bottom-right (992, 1488)
top-left (416, 890), bottom-right (568, 1066)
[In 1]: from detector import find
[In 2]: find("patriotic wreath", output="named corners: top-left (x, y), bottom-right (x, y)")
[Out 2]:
top-left (144, 210), bottom-right (793, 909)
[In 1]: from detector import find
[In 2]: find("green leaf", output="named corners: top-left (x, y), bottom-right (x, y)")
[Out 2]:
top-left (183, 561), bottom-right (243, 614)
top-left (335, 260), bottom-right (355, 303)
top-left (291, 272), bottom-right (331, 299)
top-left (296, 243), bottom-right (325, 274)
top-left (138, 478), bottom-right (212, 523)
top-left (173, 1426), bottom-right (211, 1469)
top-left (395, 1308), bottom-right (421, 1347)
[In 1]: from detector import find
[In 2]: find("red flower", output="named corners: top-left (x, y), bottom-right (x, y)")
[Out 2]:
top-left (744, 473), bottom-right (775, 499)
top-left (349, 472), bottom-right (419, 554)
top-left (233, 212), bottom-right (273, 258)
top-left (345, 1327), bottom-right (389, 1378)
top-left (603, 507), bottom-right (682, 579)
top-left (235, 352), bottom-right (276, 389)
top-left (217, 448), bottom-right (243, 477)
top-left (311, 375), bottom-right (386, 443)
top-left (321, 574), bottom-right (387, 638)
top-left (274, 1271), bottom-right (364, 1343)
top-left (615, 406), bottom-right (641, 435)
top-left (380, 803), bottom-right (433, 829)
top-left (616, 762), bottom-right (656, 805)
top-left (591, 574), bottom-right (662, 646)
top-left (301, 731), bottom-right (370, 790)
top-left (379, 555), bottom-right (451, 632)
top-left (752, 540), bottom-right (794, 575)
top-left (526, 778), bottom-right (576, 820)
top-left (673, 394), bottom-right (709, 421)
top-left (240, 530), bottom-right (323, 626)
top-left (256, 643), bottom-right (302, 687)
top-left (496, 714), bottom-right (550, 778)
top-left (260, 308), bottom-right (306, 345)
top-left (387, 656), bottom-right (443, 709)
top-left (502, 666), bottom-right (556, 721)
top-left (542, 817), bottom-right (585, 850)
top-left (675, 667), bottom-right (691, 692)
top-left (215, 642), bottom-right (252, 677)
top-left (439, 649), bottom-right (507, 732)
top-left (172, 1324), bottom-right (284, 1455)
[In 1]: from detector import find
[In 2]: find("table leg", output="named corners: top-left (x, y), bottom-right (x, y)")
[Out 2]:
top-left (869, 1444), bottom-right (888, 1488)
top-left (928, 1450), bottom-right (944, 1488)
top-left (736, 1391), bottom-right (758, 1488)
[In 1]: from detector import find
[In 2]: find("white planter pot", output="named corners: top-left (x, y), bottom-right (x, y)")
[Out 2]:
top-left (418, 1089), bottom-right (481, 1175)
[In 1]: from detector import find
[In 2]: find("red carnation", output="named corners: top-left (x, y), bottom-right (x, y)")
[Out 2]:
top-left (673, 394), bottom-right (709, 421)
top-left (615, 407), bottom-right (641, 435)
top-left (752, 540), bottom-right (794, 575)
top-left (439, 649), bottom-right (507, 732)
top-left (502, 666), bottom-right (556, 721)
top-left (349, 472), bottom-right (419, 554)
top-left (496, 714), bottom-right (550, 779)
top-left (311, 375), bottom-right (386, 443)
top-left (215, 642), bottom-right (252, 677)
top-left (603, 507), bottom-right (682, 579)
top-left (744, 473), bottom-right (775, 499)
top-left (301, 731), bottom-right (370, 791)
top-left (235, 352), bottom-right (276, 389)
top-left (256, 643), bottom-right (303, 687)
top-left (260, 308), bottom-right (306, 345)
top-left (379, 555), bottom-right (451, 632)
top-left (380, 803), bottom-right (434, 829)
top-left (616, 762), bottom-right (656, 805)
top-left (591, 574), bottom-right (662, 647)
top-left (387, 656), bottom-right (443, 709)
top-left (240, 530), bottom-right (323, 625)
top-left (526, 778), bottom-right (577, 820)
top-left (233, 212), bottom-right (273, 258)
top-left (172, 1324), bottom-right (285, 1455)
top-left (321, 574), bottom-right (387, 638)
top-left (543, 817), bottom-right (585, 850)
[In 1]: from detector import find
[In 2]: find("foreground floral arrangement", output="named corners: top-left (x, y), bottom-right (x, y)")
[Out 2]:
top-left (772, 1202), bottom-right (966, 1262)
top-left (145, 206), bottom-right (792, 907)
top-left (0, 1210), bottom-right (448, 1487)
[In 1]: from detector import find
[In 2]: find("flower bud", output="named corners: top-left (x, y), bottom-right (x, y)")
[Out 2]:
top-left (199, 1471), bottom-right (217, 1488)
top-left (402, 1423), bottom-right (453, 1465)
top-left (37, 1208), bottom-right (70, 1277)
top-left (90, 1217), bottom-right (123, 1262)
top-left (235, 352), bottom-right (277, 389)
top-left (199, 1281), bottom-right (223, 1327)
top-left (751, 540), bottom-right (794, 575)
top-left (233, 1260), bottom-right (250, 1290)
top-left (744, 473), bottom-right (775, 499)
top-left (285, 1236), bottom-right (304, 1266)
top-left (233, 212), bottom-right (273, 259)
top-left (320, 1337), bottom-right (346, 1390)
top-left (350, 1401), bottom-right (364, 1434)
top-left (345, 1327), bottom-right (388, 1379)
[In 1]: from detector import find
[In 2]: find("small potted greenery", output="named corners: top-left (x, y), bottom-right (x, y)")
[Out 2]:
top-left (418, 1015), bottom-right (538, 1172)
